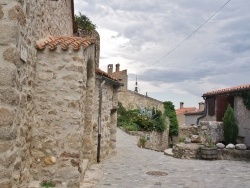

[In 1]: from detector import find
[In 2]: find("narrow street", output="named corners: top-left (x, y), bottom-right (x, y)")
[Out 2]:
top-left (96, 128), bottom-right (250, 188)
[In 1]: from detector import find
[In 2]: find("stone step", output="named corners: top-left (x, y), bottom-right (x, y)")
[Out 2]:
top-left (164, 148), bottom-right (173, 156)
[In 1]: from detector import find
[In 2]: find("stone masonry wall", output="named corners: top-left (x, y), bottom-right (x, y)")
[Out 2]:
top-left (1, 0), bottom-right (73, 187)
top-left (31, 45), bottom-right (95, 188)
top-left (118, 90), bottom-right (164, 112)
top-left (92, 79), bottom-right (118, 163)
top-left (234, 96), bottom-right (250, 147)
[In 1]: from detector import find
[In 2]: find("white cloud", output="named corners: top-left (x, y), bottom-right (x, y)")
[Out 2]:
top-left (75, 0), bottom-right (250, 108)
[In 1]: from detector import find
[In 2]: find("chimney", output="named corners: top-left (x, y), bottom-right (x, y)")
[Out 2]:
top-left (180, 102), bottom-right (184, 109)
top-left (199, 102), bottom-right (205, 111)
top-left (107, 64), bottom-right (113, 74)
top-left (115, 63), bottom-right (120, 72)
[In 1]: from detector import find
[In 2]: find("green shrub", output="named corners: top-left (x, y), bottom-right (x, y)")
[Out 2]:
top-left (75, 13), bottom-right (96, 32)
top-left (138, 136), bottom-right (147, 148)
top-left (223, 105), bottom-right (238, 145)
top-left (117, 103), bottom-right (166, 132)
top-left (163, 101), bottom-right (178, 136)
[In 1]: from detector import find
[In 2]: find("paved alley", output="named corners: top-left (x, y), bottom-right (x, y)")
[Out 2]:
top-left (96, 128), bottom-right (250, 188)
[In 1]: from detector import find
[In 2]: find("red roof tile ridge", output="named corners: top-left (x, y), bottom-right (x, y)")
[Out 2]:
top-left (95, 68), bottom-right (120, 82)
top-left (36, 36), bottom-right (96, 50)
top-left (203, 83), bottom-right (250, 96)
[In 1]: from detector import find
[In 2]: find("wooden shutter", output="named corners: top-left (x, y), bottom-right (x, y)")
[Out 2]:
top-left (216, 95), bottom-right (234, 121)
top-left (207, 97), bottom-right (215, 116)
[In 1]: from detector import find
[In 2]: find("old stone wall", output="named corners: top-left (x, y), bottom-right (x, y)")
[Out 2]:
top-left (199, 121), bottom-right (224, 143)
top-left (234, 96), bottom-right (250, 147)
top-left (129, 128), bottom-right (169, 152)
top-left (92, 79), bottom-right (118, 163)
top-left (1, 1), bottom-right (79, 187)
top-left (118, 90), bottom-right (164, 112)
top-left (31, 45), bottom-right (95, 187)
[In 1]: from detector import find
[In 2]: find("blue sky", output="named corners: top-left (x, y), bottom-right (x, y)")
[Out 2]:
top-left (75, 0), bottom-right (250, 109)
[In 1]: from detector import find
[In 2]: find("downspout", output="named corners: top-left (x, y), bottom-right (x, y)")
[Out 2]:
top-left (97, 79), bottom-right (105, 163)
top-left (197, 97), bottom-right (207, 125)
top-left (71, 0), bottom-right (77, 34)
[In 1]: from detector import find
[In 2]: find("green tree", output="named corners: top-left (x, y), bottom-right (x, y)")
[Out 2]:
top-left (75, 13), bottom-right (96, 32)
top-left (223, 105), bottom-right (238, 145)
top-left (163, 101), bottom-right (178, 137)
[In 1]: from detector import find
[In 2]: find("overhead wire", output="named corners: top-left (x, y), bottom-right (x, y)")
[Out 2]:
top-left (152, 0), bottom-right (231, 65)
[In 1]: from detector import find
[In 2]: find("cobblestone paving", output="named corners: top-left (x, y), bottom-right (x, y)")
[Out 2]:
top-left (96, 128), bottom-right (250, 188)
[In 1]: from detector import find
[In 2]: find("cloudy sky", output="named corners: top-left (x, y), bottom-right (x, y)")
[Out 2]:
top-left (75, 0), bottom-right (250, 109)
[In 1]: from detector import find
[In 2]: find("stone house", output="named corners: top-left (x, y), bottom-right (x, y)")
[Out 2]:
top-left (184, 102), bottom-right (205, 126)
top-left (198, 84), bottom-right (250, 147)
top-left (0, 1), bottom-right (122, 188)
top-left (108, 64), bottom-right (164, 112)
top-left (176, 102), bottom-right (200, 126)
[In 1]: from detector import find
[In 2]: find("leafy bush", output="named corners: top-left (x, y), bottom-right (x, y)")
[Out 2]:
top-left (223, 105), bottom-right (238, 145)
top-left (163, 101), bottom-right (178, 136)
top-left (75, 12), bottom-right (96, 32)
top-left (117, 103), bottom-right (166, 132)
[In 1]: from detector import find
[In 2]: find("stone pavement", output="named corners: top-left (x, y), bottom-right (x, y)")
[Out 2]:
top-left (94, 128), bottom-right (250, 188)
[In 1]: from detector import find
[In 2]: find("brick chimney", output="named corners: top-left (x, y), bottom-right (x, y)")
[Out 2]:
top-left (199, 102), bottom-right (205, 111)
top-left (180, 102), bottom-right (184, 109)
top-left (115, 63), bottom-right (120, 72)
top-left (107, 64), bottom-right (113, 74)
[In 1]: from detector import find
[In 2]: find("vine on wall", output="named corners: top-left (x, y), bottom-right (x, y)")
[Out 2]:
top-left (239, 91), bottom-right (250, 110)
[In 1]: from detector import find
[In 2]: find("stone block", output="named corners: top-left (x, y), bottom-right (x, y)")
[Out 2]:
top-left (0, 22), bottom-right (18, 45)
top-left (3, 47), bottom-right (22, 67)
top-left (0, 179), bottom-right (11, 188)
top-left (0, 66), bottom-right (16, 86)
top-left (0, 87), bottom-right (19, 105)
top-left (0, 5), bottom-right (4, 20)
top-left (0, 140), bottom-right (13, 153)
top-left (0, 168), bottom-right (11, 179)
top-left (44, 156), bottom-right (56, 165)
top-left (0, 126), bottom-right (16, 140)
top-left (0, 108), bottom-right (13, 127)
top-left (8, 5), bottom-right (26, 26)
top-left (235, 144), bottom-right (247, 150)
top-left (0, 151), bottom-right (17, 168)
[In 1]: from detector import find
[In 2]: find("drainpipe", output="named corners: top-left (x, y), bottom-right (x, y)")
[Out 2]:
top-left (97, 79), bottom-right (105, 163)
top-left (197, 97), bottom-right (207, 125)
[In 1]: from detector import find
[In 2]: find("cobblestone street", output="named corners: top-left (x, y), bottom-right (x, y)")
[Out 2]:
top-left (96, 128), bottom-right (250, 188)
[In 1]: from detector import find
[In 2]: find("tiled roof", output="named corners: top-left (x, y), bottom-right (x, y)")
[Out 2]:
top-left (203, 83), bottom-right (250, 97)
top-left (111, 70), bottom-right (127, 78)
top-left (185, 109), bottom-right (204, 115)
top-left (95, 68), bottom-right (123, 84)
top-left (36, 36), bottom-right (95, 50)
top-left (176, 107), bottom-right (197, 115)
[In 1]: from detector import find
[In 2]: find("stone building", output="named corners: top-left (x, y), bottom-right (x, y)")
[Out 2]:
top-left (0, 1), bottom-right (122, 187)
top-left (109, 64), bottom-right (164, 112)
top-left (198, 84), bottom-right (250, 147)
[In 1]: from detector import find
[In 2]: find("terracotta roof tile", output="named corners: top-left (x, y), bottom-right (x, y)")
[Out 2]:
top-left (176, 107), bottom-right (197, 115)
top-left (185, 109), bottom-right (204, 115)
top-left (36, 36), bottom-right (95, 50)
top-left (203, 83), bottom-right (250, 97)
top-left (95, 68), bottom-right (122, 83)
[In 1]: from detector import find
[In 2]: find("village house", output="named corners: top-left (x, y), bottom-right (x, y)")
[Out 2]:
top-left (0, 1), bottom-right (122, 187)
top-left (108, 63), bottom-right (164, 112)
top-left (184, 102), bottom-right (205, 126)
top-left (198, 84), bottom-right (250, 147)
top-left (176, 102), bottom-right (203, 126)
